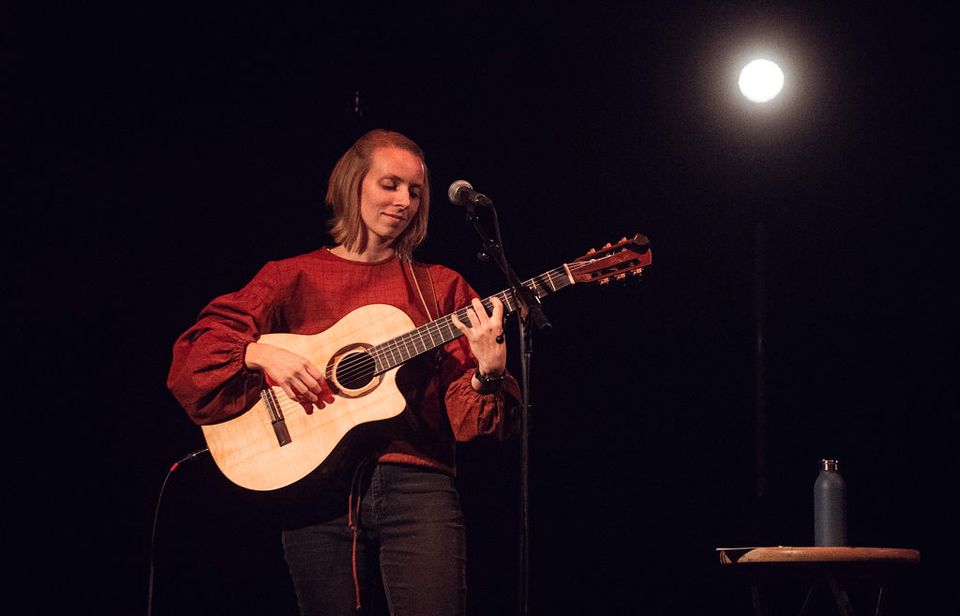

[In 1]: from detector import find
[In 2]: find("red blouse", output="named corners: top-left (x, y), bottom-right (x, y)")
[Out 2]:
top-left (167, 248), bottom-right (518, 476)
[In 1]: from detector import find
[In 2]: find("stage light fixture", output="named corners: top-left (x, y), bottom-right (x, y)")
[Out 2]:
top-left (738, 59), bottom-right (784, 103)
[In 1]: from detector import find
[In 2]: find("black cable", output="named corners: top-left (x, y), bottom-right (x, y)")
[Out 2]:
top-left (147, 448), bottom-right (209, 616)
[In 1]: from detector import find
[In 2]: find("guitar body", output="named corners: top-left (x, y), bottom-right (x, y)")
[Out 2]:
top-left (201, 304), bottom-right (415, 492)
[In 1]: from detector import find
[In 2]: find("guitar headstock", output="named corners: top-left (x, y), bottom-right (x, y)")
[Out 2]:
top-left (567, 233), bottom-right (652, 285)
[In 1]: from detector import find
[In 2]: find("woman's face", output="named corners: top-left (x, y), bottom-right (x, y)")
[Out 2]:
top-left (359, 147), bottom-right (424, 248)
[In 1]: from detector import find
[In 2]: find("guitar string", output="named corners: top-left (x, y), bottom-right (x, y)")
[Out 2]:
top-left (324, 270), bottom-right (557, 385)
top-left (316, 261), bottom-right (608, 386)
top-left (325, 258), bottom-right (622, 385)
top-left (337, 264), bottom-right (571, 376)
top-left (369, 269), bottom-right (544, 359)
top-left (370, 260), bottom-right (604, 366)
top-left (280, 257), bottom-right (632, 390)
top-left (265, 256), bottom-right (642, 414)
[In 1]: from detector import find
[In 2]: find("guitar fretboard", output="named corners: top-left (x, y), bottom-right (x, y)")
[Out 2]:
top-left (369, 265), bottom-right (573, 373)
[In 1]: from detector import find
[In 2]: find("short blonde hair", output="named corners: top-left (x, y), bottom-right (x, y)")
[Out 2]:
top-left (325, 129), bottom-right (430, 259)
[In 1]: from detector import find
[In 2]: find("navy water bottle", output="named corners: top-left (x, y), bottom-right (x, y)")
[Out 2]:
top-left (814, 459), bottom-right (848, 546)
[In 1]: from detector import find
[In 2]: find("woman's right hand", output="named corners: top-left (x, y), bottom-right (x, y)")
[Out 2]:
top-left (244, 342), bottom-right (335, 411)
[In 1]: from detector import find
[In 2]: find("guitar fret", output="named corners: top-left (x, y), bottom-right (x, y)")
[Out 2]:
top-left (429, 321), bottom-right (443, 347)
top-left (443, 314), bottom-right (461, 340)
top-left (370, 347), bottom-right (384, 372)
top-left (500, 291), bottom-right (514, 313)
top-left (434, 319), bottom-right (451, 345)
top-left (397, 335), bottom-right (415, 362)
top-left (421, 324), bottom-right (436, 349)
top-left (412, 330), bottom-right (428, 355)
top-left (533, 276), bottom-right (546, 298)
top-left (397, 334), bottom-right (411, 359)
top-left (405, 336), bottom-right (417, 358)
top-left (388, 341), bottom-right (401, 366)
top-left (393, 337), bottom-right (409, 362)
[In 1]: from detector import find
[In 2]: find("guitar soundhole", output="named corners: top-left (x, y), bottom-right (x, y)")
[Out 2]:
top-left (335, 351), bottom-right (377, 391)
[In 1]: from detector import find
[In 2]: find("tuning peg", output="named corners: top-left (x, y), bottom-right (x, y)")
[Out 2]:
top-left (632, 269), bottom-right (644, 276)
top-left (603, 243), bottom-right (612, 249)
top-left (620, 236), bottom-right (628, 243)
top-left (599, 277), bottom-right (610, 285)
top-left (615, 273), bottom-right (627, 281)
top-left (586, 248), bottom-right (597, 255)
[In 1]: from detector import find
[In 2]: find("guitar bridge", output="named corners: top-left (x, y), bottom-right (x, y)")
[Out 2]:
top-left (261, 388), bottom-right (292, 447)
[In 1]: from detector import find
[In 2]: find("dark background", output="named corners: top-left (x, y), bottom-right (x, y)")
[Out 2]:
top-left (5, 1), bottom-right (956, 614)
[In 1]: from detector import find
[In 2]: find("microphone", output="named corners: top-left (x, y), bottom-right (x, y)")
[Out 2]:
top-left (448, 180), bottom-right (493, 208)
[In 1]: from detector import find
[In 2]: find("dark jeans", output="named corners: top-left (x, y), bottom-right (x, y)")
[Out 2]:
top-left (281, 463), bottom-right (467, 616)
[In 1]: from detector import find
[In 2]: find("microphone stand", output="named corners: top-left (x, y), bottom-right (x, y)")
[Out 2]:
top-left (462, 201), bottom-right (550, 616)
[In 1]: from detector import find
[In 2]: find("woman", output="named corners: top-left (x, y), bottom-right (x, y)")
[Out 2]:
top-left (167, 129), bottom-right (519, 616)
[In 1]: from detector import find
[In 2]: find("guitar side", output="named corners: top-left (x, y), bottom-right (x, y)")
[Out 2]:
top-left (201, 304), bottom-right (414, 491)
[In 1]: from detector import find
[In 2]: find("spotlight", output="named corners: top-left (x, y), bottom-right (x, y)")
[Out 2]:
top-left (738, 59), bottom-right (784, 103)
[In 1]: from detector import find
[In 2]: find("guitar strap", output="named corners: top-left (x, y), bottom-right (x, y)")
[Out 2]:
top-left (406, 259), bottom-right (440, 322)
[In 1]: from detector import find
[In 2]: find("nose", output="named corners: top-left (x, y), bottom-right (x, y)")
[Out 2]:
top-left (394, 189), bottom-right (411, 208)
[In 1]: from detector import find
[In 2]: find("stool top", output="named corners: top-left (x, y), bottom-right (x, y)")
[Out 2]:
top-left (718, 546), bottom-right (920, 566)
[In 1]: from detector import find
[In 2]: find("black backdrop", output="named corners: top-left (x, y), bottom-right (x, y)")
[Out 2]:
top-left (6, 2), bottom-right (956, 614)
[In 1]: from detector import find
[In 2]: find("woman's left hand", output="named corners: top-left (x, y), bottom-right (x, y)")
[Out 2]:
top-left (451, 296), bottom-right (507, 377)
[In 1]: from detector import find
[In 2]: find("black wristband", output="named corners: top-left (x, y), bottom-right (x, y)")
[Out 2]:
top-left (474, 368), bottom-right (506, 393)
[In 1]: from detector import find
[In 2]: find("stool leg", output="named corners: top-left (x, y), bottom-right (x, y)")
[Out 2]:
top-left (828, 576), bottom-right (855, 616)
top-left (798, 578), bottom-right (821, 616)
top-left (874, 585), bottom-right (884, 616)
top-left (749, 575), bottom-right (768, 616)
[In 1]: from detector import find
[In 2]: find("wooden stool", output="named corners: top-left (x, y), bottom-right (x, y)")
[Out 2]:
top-left (717, 546), bottom-right (920, 616)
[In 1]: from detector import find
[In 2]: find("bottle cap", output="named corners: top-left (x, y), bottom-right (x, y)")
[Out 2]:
top-left (820, 459), bottom-right (839, 471)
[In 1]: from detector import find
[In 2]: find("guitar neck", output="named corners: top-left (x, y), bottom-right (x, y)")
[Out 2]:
top-left (370, 264), bottom-right (574, 373)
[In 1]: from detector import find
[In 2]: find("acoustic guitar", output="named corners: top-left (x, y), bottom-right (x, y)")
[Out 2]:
top-left (201, 234), bottom-right (652, 491)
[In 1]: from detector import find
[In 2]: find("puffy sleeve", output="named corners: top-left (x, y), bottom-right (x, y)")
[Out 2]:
top-left (166, 262), bottom-right (283, 425)
top-left (434, 270), bottom-right (521, 441)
